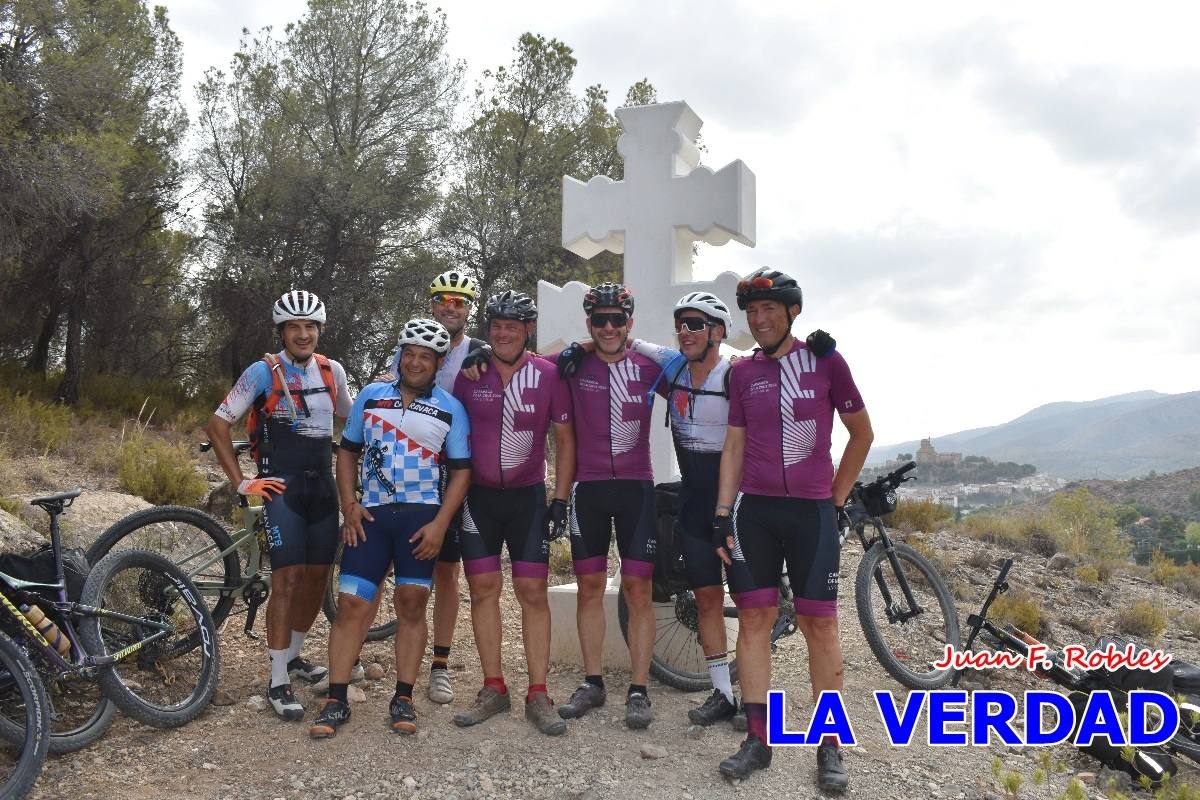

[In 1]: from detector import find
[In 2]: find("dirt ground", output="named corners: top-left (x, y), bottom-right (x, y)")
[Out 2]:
top-left (26, 535), bottom-right (1200, 800)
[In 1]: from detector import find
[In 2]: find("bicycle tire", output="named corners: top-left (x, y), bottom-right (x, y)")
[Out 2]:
top-left (0, 630), bottom-right (50, 799)
top-left (321, 543), bottom-right (397, 641)
top-left (78, 549), bottom-right (220, 729)
top-left (616, 585), bottom-right (739, 692)
top-left (0, 658), bottom-right (116, 755)
top-left (86, 506), bottom-right (241, 630)
top-left (855, 541), bottom-right (960, 690)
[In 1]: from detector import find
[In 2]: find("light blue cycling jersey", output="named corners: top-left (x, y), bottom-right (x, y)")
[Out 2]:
top-left (340, 382), bottom-right (470, 506)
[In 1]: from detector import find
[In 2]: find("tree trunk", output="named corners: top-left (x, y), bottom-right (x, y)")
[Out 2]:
top-left (25, 301), bottom-right (62, 374)
top-left (54, 223), bottom-right (93, 405)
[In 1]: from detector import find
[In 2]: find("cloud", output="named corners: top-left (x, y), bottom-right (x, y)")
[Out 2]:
top-left (772, 222), bottom-right (1045, 325)
top-left (905, 22), bottom-right (1200, 235)
top-left (556, 0), bottom-right (848, 133)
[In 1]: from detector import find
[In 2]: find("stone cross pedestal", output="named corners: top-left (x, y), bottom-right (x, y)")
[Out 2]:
top-left (538, 100), bottom-right (757, 482)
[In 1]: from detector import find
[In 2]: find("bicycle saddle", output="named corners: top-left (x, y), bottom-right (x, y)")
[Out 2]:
top-left (29, 488), bottom-right (83, 510)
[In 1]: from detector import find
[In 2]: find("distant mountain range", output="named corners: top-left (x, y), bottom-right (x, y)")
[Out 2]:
top-left (871, 390), bottom-right (1200, 480)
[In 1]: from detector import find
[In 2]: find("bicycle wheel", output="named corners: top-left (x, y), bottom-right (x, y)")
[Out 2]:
top-left (322, 543), bottom-right (397, 641)
top-left (0, 631), bottom-right (49, 799)
top-left (78, 549), bottom-right (220, 729)
top-left (0, 655), bottom-right (115, 755)
top-left (616, 585), bottom-right (739, 692)
top-left (86, 506), bottom-right (241, 629)
top-left (855, 541), bottom-right (960, 689)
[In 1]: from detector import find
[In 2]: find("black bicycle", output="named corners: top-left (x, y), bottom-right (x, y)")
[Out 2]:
top-left (617, 463), bottom-right (960, 692)
top-left (0, 490), bottom-right (219, 756)
top-left (88, 442), bottom-right (398, 642)
top-left (954, 558), bottom-right (1200, 788)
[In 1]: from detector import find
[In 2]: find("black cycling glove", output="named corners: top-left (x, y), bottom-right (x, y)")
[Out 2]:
top-left (461, 344), bottom-right (493, 372)
top-left (548, 499), bottom-right (569, 540)
top-left (557, 342), bottom-right (585, 379)
top-left (806, 329), bottom-right (836, 357)
top-left (712, 514), bottom-right (735, 557)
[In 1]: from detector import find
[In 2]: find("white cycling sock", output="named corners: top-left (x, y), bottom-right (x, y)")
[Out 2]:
top-left (269, 649), bottom-right (290, 688)
top-left (706, 652), bottom-right (734, 704)
top-left (287, 630), bottom-right (307, 663)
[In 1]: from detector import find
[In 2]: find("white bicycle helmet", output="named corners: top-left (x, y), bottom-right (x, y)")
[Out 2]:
top-left (673, 291), bottom-right (733, 333)
top-left (272, 290), bottom-right (327, 324)
top-left (397, 318), bottom-right (451, 355)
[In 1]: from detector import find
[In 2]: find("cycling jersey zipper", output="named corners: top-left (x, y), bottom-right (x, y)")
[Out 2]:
top-left (607, 363), bottom-right (616, 479)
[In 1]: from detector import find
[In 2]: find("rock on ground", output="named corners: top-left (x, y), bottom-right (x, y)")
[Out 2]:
top-left (0, 508), bottom-right (44, 553)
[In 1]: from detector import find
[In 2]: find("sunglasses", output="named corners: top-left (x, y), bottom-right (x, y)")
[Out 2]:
top-left (432, 294), bottom-right (471, 309)
top-left (674, 317), bottom-right (712, 333)
top-left (737, 276), bottom-right (776, 293)
top-left (589, 312), bottom-right (628, 329)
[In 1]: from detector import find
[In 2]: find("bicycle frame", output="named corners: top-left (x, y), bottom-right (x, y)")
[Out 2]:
top-left (173, 501), bottom-right (269, 598)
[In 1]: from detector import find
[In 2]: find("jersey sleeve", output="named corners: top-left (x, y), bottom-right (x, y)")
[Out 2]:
top-left (631, 338), bottom-right (681, 369)
top-left (828, 352), bottom-right (866, 415)
top-left (331, 360), bottom-right (353, 418)
top-left (726, 363), bottom-right (747, 428)
top-left (550, 371), bottom-right (572, 425)
top-left (443, 397), bottom-right (471, 468)
top-left (214, 361), bottom-right (272, 424)
top-left (338, 385), bottom-right (372, 453)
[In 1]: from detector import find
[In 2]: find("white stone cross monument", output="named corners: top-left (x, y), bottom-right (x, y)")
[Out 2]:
top-left (538, 100), bottom-right (757, 482)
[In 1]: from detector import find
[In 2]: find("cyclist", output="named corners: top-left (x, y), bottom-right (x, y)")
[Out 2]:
top-left (626, 291), bottom-right (741, 726)
top-left (206, 290), bottom-right (351, 721)
top-left (310, 318), bottom-right (471, 739)
top-left (449, 290), bottom-right (574, 736)
top-left (422, 269), bottom-right (486, 704)
top-left (553, 282), bottom-right (663, 729)
top-left (712, 268), bottom-right (873, 788)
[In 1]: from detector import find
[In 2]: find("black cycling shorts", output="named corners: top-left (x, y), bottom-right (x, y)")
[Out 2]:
top-left (261, 470), bottom-right (339, 569)
top-left (678, 484), bottom-right (723, 589)
top-left (338, 502), bottom-right (442, 599)
top-left (726, 494), bottom-right (840, 617)
top-left (569, 479), bottom-right (656, 580)
top-left (459, 483), bottom-right (549, 580)
top-left (436, 465), bottom-right (461, 565)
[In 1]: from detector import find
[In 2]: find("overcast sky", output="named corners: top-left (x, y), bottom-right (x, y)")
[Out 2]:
top-left (167, 0), bottom-right (1200, 451)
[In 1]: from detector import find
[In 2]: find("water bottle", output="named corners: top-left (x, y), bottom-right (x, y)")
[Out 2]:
top-left (20, 603), bottom-right (72, 657)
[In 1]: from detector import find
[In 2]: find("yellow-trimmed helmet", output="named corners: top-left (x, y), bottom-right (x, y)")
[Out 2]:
top-left (429, 270), bottom-right (478, 300)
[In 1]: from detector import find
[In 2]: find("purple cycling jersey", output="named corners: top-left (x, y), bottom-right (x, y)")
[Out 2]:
top-left (453, 355), bottom-right (571, 489)
top-left (727, 340), bottom-right (865, 499)
top-left (567, 350), bottom-right (663, 482)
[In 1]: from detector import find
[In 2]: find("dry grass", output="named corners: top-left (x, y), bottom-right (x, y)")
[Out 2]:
top-left (1115, 600), bottom-right (1168, 644)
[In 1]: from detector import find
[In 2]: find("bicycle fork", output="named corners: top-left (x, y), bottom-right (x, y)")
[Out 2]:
top-left (871, 529), bottom-right (925, 625)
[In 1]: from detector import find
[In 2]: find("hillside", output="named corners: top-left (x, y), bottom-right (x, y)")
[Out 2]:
top-left (1065, 465), bottom-right (1200, 521)
top-left (873, 390), bottom-right (1200, 479)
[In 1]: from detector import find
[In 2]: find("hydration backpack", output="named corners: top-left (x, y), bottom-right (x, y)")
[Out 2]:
top-left (246, 353), bottom-right (338, 463)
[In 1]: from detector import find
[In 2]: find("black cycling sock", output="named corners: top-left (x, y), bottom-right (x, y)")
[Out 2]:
top-left (328, 683), bottom-right (348, 704)
top-left (395, 681), bottom-right (415, 699)
top-left (628, 683), bottom-right (648, 698)
top-left (585, 674), bottom-right (605, 689)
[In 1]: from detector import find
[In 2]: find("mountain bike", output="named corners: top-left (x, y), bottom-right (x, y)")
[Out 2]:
top-left (616, 462), bottom-right (960, 691)
top-left (86, 442), bottom-right (397, 641)
top-left (0, 490), bottom-right (219, 757)
top-left (0, 630), bottom-right (49, 799)
top-left (953, 558), bottom-right (1200, 788)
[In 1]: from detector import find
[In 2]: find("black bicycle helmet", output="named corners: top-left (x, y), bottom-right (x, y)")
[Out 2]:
top-left (484, 290), bottom-right (537, 323)
top-left (582, 282), bottom-right (634, 315)
top-left (735, 267), bottom-right (803, 311)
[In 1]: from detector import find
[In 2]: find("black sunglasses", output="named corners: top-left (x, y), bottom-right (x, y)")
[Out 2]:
top-left (590, 312), bottom-right (628, 329)
top-left (674, 317), bottom-right (712, 333)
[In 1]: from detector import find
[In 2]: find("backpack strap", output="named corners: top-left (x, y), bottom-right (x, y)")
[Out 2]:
top-left (313, 353), bottom-right (337, 412)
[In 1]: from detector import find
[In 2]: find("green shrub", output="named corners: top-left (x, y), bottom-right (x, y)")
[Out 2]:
top-left (0, 392), bottom-right (72, 456)
top-left (991, 590), bottom-right (1044, 637)
top-left (886, 500), bottom-right (955, 533)
top-left (116, 432), bottom-right (207, 506)
top-left (0, 497), bottom-right (20, 514)
top-left (1115, 600), bottom-right (1168, 643)
top-left (1074, 564), bottom-right (1100, 583)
